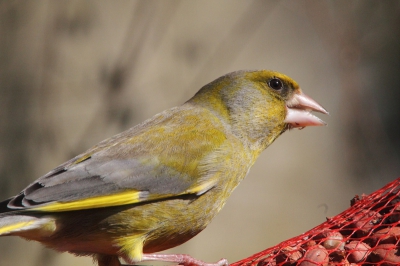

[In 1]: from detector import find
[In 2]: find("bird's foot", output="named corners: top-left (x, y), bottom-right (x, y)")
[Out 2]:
top-left (141, 253), bottom-right (228, 266)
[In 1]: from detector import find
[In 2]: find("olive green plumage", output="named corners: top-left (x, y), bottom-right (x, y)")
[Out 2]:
top-left (0, 70), bottom-right (327, 266)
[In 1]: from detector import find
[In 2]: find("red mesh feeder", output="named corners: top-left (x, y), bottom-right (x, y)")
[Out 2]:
top-left (232, 178), bottom-right (400, 266)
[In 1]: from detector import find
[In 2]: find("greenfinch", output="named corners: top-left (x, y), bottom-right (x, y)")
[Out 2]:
top-left (0, 70), bottom-right (327, 266)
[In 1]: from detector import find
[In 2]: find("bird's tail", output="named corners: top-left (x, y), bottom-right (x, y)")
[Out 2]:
top-left (0, 214), bottom-right (36, 235)
top-left (0, 199), bottom-right (54, 237)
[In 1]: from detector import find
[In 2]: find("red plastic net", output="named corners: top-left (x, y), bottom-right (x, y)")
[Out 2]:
top-left (232, 178), bottom-right (400, 266)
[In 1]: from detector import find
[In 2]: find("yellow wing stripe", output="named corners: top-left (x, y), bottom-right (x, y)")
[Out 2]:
top-left (32, 190), bottom-right (142, 212)
top-left (186, 179), bottom-right (216, 195)
top-left (0, 221), bottom-right (34, 235)
top-left (29, 180), bottom-right (216, 213)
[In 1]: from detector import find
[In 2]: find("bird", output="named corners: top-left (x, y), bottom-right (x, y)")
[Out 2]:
top-left (0, 70), bottom-right (327, 266)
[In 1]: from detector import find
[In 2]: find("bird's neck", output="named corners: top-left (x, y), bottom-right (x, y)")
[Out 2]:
top-left (187, 86), bottom-right (286, 155)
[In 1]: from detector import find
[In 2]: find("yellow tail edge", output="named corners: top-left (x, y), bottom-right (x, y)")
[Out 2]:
top-left (0, 220), bottom-right (35, 235)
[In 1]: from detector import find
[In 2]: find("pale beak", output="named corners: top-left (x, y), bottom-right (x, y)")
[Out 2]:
top-left (284, 91), bottom-right (328, 129)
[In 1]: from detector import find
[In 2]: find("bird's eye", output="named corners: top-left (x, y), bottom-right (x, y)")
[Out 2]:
top-left (268, 78), bottom-right (283, 90)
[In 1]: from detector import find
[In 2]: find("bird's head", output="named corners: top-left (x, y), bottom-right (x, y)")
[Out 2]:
top-left (188, 70), bottom-right (328, 153)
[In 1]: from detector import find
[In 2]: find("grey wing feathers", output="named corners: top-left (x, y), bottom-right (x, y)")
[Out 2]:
top-left (6, 153), bottom-right (193, 210)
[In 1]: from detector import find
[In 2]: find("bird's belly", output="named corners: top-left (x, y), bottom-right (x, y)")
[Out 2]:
top-left (116, 191), bottom-right (227, 254)
top-left (38, 189), bottom-right (228, 256)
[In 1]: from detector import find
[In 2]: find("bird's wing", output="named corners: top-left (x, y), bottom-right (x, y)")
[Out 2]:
top-left (5, 107), bottom-right (231, 212)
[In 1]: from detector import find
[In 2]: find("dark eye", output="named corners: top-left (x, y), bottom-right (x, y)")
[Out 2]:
top-left (268, 78), bottom-right (283, 90)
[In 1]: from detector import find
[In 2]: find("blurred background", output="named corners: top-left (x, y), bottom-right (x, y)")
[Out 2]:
top-left (0, 1), bottom-right (399, 265)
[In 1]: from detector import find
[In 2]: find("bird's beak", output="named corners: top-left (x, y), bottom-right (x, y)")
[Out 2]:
top-left (284, 91), bottom-right (328, 129)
